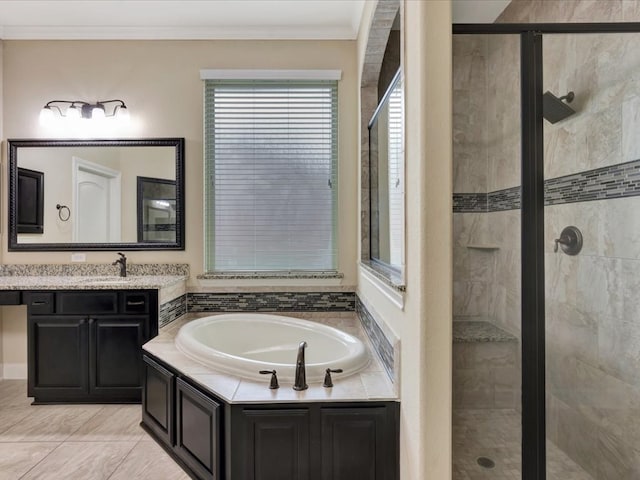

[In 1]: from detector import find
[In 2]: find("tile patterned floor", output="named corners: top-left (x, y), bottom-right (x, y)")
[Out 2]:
top-left (453, 408), bottom-right (594, 479)
top-left (0, 380), bottom-right (189, 480)
top-left (0, 379), bottom-right (599, 479)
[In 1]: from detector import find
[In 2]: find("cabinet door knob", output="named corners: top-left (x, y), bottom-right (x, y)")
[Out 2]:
top-left (127, 300), bottom-right (145, 306)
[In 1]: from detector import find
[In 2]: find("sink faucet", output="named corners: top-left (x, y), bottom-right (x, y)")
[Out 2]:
top-left (113, 252), bottom-right (127, 277)
top-left (293, 341), bottom-right (308, 391)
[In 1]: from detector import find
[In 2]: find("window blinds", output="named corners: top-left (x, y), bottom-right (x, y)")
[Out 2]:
top-left (387, 77), bottom-right (404, 268)
top-left (204, 80), bottom-right (338, 272)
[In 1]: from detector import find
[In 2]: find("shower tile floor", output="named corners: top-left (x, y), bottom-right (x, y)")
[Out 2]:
top-left (453, 408), bottom-right (594, 479)
top-left (0, 380), bottom-right (188, 479)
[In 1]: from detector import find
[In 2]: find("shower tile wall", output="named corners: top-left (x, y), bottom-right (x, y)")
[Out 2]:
top-left (453, 33), bottom-right (522, 415)
top-left (495, 1), bottom-right (640, 478)
top-left (453, 33), bottom-right (521, 341)
top-left (541, 34), bottom-right (640, 478)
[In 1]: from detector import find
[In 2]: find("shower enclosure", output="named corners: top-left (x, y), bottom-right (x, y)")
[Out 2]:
top-left (453, 24), bottom-right (640, 480)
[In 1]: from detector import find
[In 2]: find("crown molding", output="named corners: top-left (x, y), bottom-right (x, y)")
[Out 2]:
top-left (0, 25), bottom-right (358, 40)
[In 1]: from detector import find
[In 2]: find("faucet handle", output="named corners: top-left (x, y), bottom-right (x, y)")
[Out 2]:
top-left (323, 368), bottom-right (343, 388)
top-left (117, 252), bottom-right (126, 259)
top-left (259, 370), bottom-right (279, 389)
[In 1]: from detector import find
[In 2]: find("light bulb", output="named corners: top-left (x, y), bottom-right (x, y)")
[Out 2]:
top-left (39, 107), bottom-right (54, 125)
top-left (66, 105), bottom-right (81, 120)
top-left (115, 105), bottom-right (130, 122)
top-left (91, 106), bottom-right (105, 120)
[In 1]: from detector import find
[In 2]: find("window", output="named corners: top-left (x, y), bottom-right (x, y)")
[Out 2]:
top-left (204, 78), bottom-right (338, 272)
top-left (369, 70), bottom-right (404, 272)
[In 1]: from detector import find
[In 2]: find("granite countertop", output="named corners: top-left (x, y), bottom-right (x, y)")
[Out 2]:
top-left (0, 274), bottom-right (187, 290)
top-left (143, 313), bottom-right (398, 404)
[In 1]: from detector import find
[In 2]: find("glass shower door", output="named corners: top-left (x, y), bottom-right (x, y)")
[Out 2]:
top-left (544, 32), bottom-right (640, 480)
top-left (452, 33), bottom-right (522, 479)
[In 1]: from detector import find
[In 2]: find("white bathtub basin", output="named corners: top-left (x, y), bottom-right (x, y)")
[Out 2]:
top-left (175, 313), bottom-right (369, 383)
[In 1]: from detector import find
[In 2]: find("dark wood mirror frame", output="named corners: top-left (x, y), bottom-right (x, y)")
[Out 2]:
top-left (8, 138), bottom-right (185, 251)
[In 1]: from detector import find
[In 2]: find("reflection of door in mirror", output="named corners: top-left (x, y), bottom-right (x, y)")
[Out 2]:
top-left (72, 157), bottom-right (122, 243)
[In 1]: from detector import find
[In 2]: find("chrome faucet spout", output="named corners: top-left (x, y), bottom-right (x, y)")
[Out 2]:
top-left (293, 341), bottom-right (308, 391)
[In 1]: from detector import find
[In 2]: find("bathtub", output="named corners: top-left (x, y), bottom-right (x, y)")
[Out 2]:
top-left (175, 313), bottom-right (370, 383)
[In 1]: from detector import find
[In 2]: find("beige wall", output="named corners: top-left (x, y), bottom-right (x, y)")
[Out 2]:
top-left (357, 1), bottom-right (452, 479)
top-left (1, 39), bottom-right (359, 374)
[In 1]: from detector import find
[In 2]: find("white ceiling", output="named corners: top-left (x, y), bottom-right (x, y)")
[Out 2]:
top-left (0, 0), bottom-right (367, 40)
top-left (0, 0), bottom-right (510, 40)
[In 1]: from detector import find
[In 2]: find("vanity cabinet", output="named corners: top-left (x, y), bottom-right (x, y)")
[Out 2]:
top-left (26, 290), bottom-right (158, 403)
top-left (229, 404), bottom-right (398, 480)
top-left (237, 408), bottom-right (311, 480)
top-left (175, 378), bottom-right (222, 480)
top-left (142, 356), bottom-right (222, 480)
top-left (142, 354), bottom-right (399, 480)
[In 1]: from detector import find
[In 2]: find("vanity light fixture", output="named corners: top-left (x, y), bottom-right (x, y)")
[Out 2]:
top-left (39, 99), bottom-right (129, 125)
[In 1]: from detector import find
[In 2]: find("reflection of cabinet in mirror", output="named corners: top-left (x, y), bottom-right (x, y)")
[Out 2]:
top-left (17, 167), bottom-right (44, 234)
top-left (137, 176), bottom-right (177, 243)
top-left (8, 138), bottom-right (185, 251)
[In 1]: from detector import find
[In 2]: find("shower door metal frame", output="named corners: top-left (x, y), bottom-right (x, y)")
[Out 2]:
top-left (452, 21), bottom-right (640, 480)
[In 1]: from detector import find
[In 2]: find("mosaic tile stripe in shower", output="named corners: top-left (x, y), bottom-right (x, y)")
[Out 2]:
top-left (159, 294), bottom-right (187, 328)
top-left (453, 193), bottom-right (488, 212)
top-left (488, 186), bottom-right (521, 211)
top-left (356, 297), bottom-right (394, 382)
top-left (187, 292), bottom-right (356, 313)
top-left (453, 188), bottom-right (521, 213)
top-left (545, 158), bottom-right (640, 205)
top-left (454, 159), bottom-right (640, 212)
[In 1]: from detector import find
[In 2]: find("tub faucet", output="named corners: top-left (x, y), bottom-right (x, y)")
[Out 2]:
top-left (293, 341), bottom-right (308, 391)
top-left (113, 252), bottom-right (127, 277)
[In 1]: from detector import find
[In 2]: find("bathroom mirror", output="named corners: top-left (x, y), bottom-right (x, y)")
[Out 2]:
top-left (369, 69), bottom-right (404, 271)
top-left (8, 138), bottom-right (185, 251)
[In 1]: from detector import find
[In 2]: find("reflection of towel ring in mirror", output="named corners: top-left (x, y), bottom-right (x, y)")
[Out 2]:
top-left (56, 204), bottom-right (70, 222)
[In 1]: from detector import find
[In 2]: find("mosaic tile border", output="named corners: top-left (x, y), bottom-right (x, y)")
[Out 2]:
top-left (187, 292), bottom-right (356, 313)
top-left (356, 297), bottom-right (395, 382)
top-left (489, 186), bottom-right (521, 211)
top-left (452, 193), bottom-right (488, 212)
top-left (159, 294), bottom-right (187, 328)
top-left (545, 158), bottom-right (640, 205)
top-left (454, 158), bottom-right (640, 212)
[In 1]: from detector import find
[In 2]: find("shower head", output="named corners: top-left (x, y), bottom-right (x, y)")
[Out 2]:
top-left (543, 91), bottom-right (576, 124)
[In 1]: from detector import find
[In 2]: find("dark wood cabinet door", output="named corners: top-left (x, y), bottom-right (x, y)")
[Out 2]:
top-left (28, 316), bottom-right (89, 399)
top-left (175, 377), bottom-right (221, 480)
top-left (89, 316), bottom-right (147, 400)
top-left (142, 355), bottom-right (175, 447)
top-left (241, 408), bottom-right (310, 480)
top-left (320, 407), bottom-right (397, 480)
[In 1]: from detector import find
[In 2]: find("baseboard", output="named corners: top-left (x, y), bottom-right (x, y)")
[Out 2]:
top-left (3, 363), bottom-right (28, 379)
